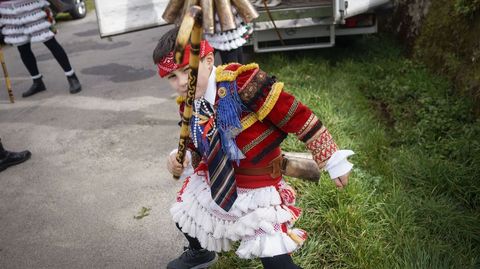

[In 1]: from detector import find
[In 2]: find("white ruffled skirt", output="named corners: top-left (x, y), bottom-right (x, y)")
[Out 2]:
top-left (204, 5), bottom-right (253, 52)
top-left (204, 23), bottom-right (252, 52)
top-left (170, 170), bottom-right (307, 259)
top-left (0, 0), bottom-right (55, 46)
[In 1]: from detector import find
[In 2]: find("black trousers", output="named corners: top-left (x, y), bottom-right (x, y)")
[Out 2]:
top-left (17, 37), bottom-right (73, 77)
top-left (0, 138), bottom-right (6, 158)
top-left (176, 223), bottom-right (302, 269)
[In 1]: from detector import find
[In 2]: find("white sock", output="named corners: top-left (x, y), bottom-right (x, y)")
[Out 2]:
top-left (65, 69), bottom-right (75, 77)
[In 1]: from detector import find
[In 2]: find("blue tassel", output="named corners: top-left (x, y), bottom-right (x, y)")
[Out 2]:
top-left (216, 81), bottom-right (245, 162)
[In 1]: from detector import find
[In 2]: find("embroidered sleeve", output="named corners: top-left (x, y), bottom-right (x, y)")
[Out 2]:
top-left (303, 125), bottom-right (339, 169)
top-left (239, 71), bottom-right (338, 168)
top-left (272, 91), bottom-right (339, 168)
top-left (224, 65), bottom-right (340, 170)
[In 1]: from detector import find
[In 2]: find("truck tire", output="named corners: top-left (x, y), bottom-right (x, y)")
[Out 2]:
top-left (69, 0), bottom-right (87, 19)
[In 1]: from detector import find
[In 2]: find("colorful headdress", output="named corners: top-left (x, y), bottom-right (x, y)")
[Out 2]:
top-left (157, 40), bottom-right (214, 78)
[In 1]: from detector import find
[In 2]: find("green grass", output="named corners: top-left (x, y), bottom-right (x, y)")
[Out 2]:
top-left (86, 0), bottom-right (95, 11)
top-left (213, 35), bottom-right (480, 268)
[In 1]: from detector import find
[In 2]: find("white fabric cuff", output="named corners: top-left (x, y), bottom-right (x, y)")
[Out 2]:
top-left (325, 150), bottom-right (355, 179)
top-left (169, 149), bottom-right (194, 180)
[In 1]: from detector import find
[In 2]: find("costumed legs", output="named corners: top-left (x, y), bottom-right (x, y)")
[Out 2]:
top-left (218, 46), bottom-right (244, 64)
top-left (171, 222), bottom-right (302, 269)
top-left (17, 42), bottom-right (46, 97)
top-left (261, 254), bottom-right (302, 269)
top-left (17, 37), bottom-right (81, 98)
top-left (176, 223), bottom-right (203, 250)
top-left (166, 223), bottom-right (218, 269)
top-left (43, 37), bottom-right (82, 94)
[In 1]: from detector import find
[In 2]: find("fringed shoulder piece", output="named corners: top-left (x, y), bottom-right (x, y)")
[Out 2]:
top-left (256, 82), bottom-right (283, 121)
top-left (240, 113), bottom-right (258, 130)
top-left (216, 63), bottom-right (259, 83)
top-left (215, 64), bottom-right (251, 162)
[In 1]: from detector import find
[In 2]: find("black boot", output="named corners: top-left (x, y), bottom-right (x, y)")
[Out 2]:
top-left (0, 141), bottom-right (31, 172)
top-left (22, 77), bottom-right (46, 98)
top-left (167, 247), bottom-right (218, 269)
top-left (67, 73), bottom-right (82, 94)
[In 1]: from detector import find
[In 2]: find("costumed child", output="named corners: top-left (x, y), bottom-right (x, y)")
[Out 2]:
top-left (153, 27), bottom-right (354, 269)
top-left (0, 0), bottom-right (81, 97)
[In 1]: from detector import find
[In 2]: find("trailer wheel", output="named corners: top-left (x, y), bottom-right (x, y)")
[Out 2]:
top-left (69, 0), bottom-right (87, 19)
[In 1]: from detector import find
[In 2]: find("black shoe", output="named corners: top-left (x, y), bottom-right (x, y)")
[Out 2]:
top-left (22, 78), bottom-right (46, 98)
top-left (0, 150), bottom-right (31, 172)
top-left (67, 73), bottom-right (82, 94)
top-left (167, 247), bottom-right (218, 269)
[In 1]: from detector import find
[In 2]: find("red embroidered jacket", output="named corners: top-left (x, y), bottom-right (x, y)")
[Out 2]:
top-left (182, 63), bottom-right (338, 189)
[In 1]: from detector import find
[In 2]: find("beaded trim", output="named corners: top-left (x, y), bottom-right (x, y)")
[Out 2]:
top-left (295, 114), bottom-right (316, 140)
top-left (242, 126), bottom-right (276, 154)
top-left (191, 98), bottom-right (216, 149)
top-left (277, 98), bottom-right (299, 129)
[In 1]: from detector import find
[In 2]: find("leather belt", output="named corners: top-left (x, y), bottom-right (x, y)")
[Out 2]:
top-left (234, 155), bottom-right (285, 178)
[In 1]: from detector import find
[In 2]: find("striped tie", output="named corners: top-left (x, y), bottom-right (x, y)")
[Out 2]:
top-left (207, 129), bottom-right (237, 212)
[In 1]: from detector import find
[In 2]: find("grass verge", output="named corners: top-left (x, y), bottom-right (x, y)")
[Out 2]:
top-left (213, 35), bottom-right (480, 268)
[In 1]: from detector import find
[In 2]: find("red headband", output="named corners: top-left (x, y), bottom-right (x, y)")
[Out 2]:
top-left (157, 40), bottom-right (214, 78)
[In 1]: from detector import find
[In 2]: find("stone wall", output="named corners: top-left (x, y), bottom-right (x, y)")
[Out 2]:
top-left (390, 0), bottom-right (432, 48)
top-left (385, 0), bottom-right (480, 112)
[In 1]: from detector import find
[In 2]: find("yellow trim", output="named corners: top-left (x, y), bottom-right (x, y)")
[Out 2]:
top-left (216, 63), bottom-right (259, 82)
top-left (241, 113), bottom-right (258, 130)
top-left (256, 82), bottom-right (283, 121)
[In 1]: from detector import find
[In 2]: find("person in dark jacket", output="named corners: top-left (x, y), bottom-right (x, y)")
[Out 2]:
top-left (0, 138), bottom-right (31, 172)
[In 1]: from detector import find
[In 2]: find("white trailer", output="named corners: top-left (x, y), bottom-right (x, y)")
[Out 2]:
top-left (94, 0), bottom-right (391, 52)
top-left (250, 0), bottom-right (391, 52)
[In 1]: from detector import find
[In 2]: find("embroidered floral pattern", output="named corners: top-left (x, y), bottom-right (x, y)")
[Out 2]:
top-left (238, 70), bottom-right (268, 102)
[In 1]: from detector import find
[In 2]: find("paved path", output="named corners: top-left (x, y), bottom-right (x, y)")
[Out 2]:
top-left (0, 11), bottom-right (186, 269)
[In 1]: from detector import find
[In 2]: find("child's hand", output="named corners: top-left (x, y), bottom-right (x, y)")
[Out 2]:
top-left (167, 152), bottom-right (190, 178)
top-left (333, 172), bottom-right (350, 189)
